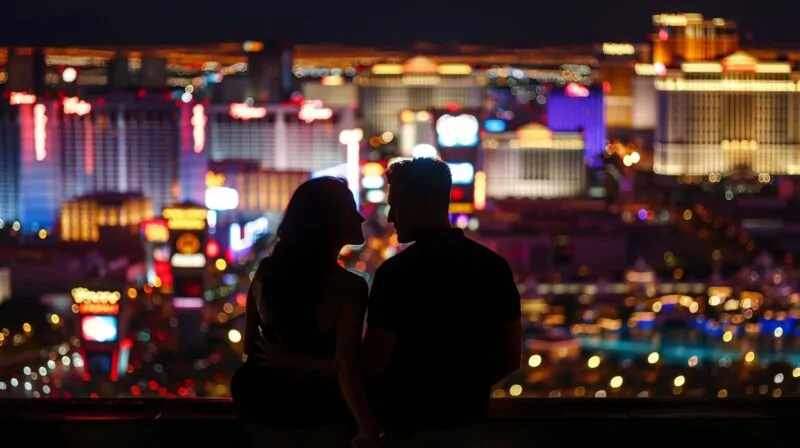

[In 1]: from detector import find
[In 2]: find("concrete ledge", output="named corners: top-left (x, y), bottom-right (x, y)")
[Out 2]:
top-left (0, 398), bottom-right (797, 446)
top-left (1, 397), bottom-right (799, 420)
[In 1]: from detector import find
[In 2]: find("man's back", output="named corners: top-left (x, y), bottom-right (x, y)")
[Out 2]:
top-left (367, 228), bottom-right (521, 431)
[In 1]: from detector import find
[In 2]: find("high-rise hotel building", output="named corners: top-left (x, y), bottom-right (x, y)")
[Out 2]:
top-left (14, 94), bottom-right (181, 232)
top-left (651, 13), bottom-right (739, 67)
top-left (357, 57), bottom-right (484, 138)
top-left (654, 51), bottom-right (800, 176)
top-left (203, 102), bottom-right (354, 168)
top-left (481, 123), bottom-right (585, 198)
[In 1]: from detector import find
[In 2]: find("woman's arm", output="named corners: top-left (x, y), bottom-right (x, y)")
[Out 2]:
top-left (242, 263), bottom-right (266, 360)
top-left (246, 261), bottom-right (337, 373)
top-left (336, 280), bottom-right (379, 438)
top-left (253, 335), bottom-right (337, 375)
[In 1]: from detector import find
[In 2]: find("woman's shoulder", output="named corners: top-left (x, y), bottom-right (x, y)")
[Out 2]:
top-left (326, 266), bottom-right (369, 300)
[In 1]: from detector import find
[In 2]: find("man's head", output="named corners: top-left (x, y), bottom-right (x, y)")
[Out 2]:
top-left (385, 157), bottom-right (452, 243)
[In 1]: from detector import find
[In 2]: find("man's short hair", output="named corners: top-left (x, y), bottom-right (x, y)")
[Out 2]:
top-left (385, 157), bottom-right (452, 207)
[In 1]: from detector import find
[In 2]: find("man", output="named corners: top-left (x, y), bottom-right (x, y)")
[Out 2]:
top-left (362, 157), bottom-right (522, 438)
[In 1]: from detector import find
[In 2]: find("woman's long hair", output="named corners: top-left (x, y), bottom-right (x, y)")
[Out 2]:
top-left (269, 176), bottom-right (353, 263)
top-left (260, 177), bottom-right (354, 332)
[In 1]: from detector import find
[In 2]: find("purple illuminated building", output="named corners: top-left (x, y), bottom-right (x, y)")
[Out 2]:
top-left (547, 86), bottom-right (606, 168)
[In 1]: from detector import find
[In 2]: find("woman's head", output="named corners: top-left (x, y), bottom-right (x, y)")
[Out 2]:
top-left (276, 177), bottom-right (365, 251)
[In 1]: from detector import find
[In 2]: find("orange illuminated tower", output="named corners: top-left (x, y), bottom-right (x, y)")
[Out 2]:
top-left (652, 13), bottom-right (739, 66)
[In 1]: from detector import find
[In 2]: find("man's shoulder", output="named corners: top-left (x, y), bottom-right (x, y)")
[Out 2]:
top-left (332, 265), bottom-right (369, 291)
top-left (375, 245), bottom-right (417, 273)
top-left (462, 237), bottom-right (510, 269)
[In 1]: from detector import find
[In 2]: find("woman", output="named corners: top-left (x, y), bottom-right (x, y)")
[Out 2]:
top-left (231, 176), bottom-right (380, 446)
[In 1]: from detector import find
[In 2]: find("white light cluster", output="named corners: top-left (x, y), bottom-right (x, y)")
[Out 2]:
top-left (436, 114), bottom-right (479, 147)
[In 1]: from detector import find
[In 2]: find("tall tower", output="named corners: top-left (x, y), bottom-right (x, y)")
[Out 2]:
top-left (652, 13), bottom-right (739, 66)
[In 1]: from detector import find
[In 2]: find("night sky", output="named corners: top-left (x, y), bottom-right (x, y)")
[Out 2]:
top-left (2, 0), bottom-right (799, 47)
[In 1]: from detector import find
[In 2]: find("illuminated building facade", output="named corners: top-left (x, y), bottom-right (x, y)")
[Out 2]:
top-left (482, 124), bottom-right (585, 198)
top-left (65, 96), bottom-right (179, 214)
top-left (598, 43), bottom-right (649, 129)
top-left (0, 104), bottom-right (20, 223)
top-left (483, 66), bottom-right (605, 167)
top-left (357, 57), bottom-right (483, 140)
top-left (651, 13), bottom-right (739, 66)
top-left (547, 86), bottom-right (606, 166)
top-left (19, 99), bottom-right (62, 232)
top-left (205, 164), bottom-right (309, 214)
top-left (179, 103), bottom-right (209, 205)
top-left (654, 52), bottom-right (800, 176)
top-left (71, 285), bottom-right (132, 381)
top-left (60, 193), bottom-right (153, 242)
top-left (432, 111), bottom-right (482, 218)
top-left (203, 102), bottom-right (354, 172)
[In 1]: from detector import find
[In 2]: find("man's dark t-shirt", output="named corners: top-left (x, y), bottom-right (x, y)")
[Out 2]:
top-left (367, 228), bottom-right (521, 431)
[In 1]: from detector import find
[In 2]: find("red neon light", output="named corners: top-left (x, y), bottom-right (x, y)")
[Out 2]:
top-left (10, 92), bottom-right (36, 105)
top-left (85, 117), bottom-right (95, 174)
top-left (229, 103), bottom-right (267, 120)
top-left (63, 97), bottom-right (92, 116)
top-left (191, 105), bottom-right (207, 153)
top-left (298, 100), bottom-right (333, 123)
top-left (33, 104), bottom-right (47, 161)
top-left (206, 240), bottom-right (221, 258)
top-left (110, 348), bottom-right (120, 382)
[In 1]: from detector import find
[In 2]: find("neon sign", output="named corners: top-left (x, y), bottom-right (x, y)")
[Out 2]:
top-left (163, 207), bottom-right (208, 230)
top-left (340, 129), bottom-right (363, 209)
top-left (82, 315), bottom-right (118, 342)
top-left (142, 219), bottom-right (169, 243)
top-left (170, 253), bottom-right (207, 268)
top-left (298, 100), bottom-right (333, 123)
top-left (448, 162), bottom-right (475, 185)
top-left (565, 83), bottom-right (590, 98)
top-left (174, 297), bottom-right (204, 309)
top-left (411, 144), bottom-right (438, 158)
top-left (205, 187), bottom-right (239, 211)
top-left (602, 43), bottom-right (635, 56)
top-left (79, 302), bottom-right (120, 315)
top-left (10, 92), bottom-right (36, 105)
top-left (34, 104), bottom-right (47, 161)
top-left (175, 233), bottom-right (202, 255)
top-left (473, 171), bottom-right (486, 211)
top-left (229, 103), bottom-right (267, 120)
top-left (63, 97), bottom-right (92, 116)
top-left (436, 114), bottom-right (479, 147)
top-left (191, 105), bottom-right (207, 153)
top-left (206, 171), bottom-right (225, 187)
top-left (230, 217), bottom-right (269, 252)
top-left (70, 288), bottom-right (122, 314)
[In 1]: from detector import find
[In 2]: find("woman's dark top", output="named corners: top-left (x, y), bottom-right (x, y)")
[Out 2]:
top-left (231, 251), bottom-right (355, 427)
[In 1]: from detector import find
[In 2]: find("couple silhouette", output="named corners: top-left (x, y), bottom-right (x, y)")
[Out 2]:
top-left (231, 158), bottom-right (522, 447)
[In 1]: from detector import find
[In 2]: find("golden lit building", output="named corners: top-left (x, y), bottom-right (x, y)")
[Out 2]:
top-left (356, 57), bottom-right (484, 139)
top-left (654, 52), bottom-right (800, 176)
top-left (651, 13), bottom-right (739, 66)
top-left (206, 166), bottom-right (309, 214)
top-left (597, 42), bottom-right (650, 128)
top-left (481, 124), bottom-right (585, 198)
top-left (60, 193), bottom-right (153, 242)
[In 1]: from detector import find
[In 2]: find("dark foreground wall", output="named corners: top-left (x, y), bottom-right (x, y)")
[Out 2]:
top-left (0, 398), bottom-right (797, 447)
